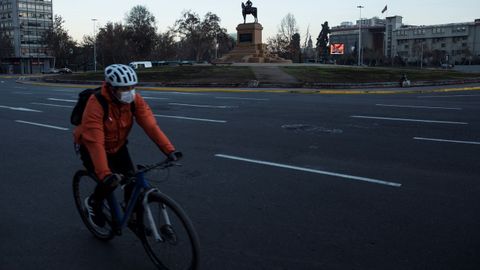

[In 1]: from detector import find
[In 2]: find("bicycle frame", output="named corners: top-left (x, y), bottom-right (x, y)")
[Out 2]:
top-left (105, 170), bottom-right (168, 242)
top-left (106, 171), bottom-right (148, 230)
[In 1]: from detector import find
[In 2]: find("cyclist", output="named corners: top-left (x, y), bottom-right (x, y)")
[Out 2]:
top-left (74, 64), bottom-right (179, 227)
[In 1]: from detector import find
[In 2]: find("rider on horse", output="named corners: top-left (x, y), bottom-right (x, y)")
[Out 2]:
top-left (242, 0), bottom-right (257, 23)
top-left (246, 0), bottom-right (253, 10)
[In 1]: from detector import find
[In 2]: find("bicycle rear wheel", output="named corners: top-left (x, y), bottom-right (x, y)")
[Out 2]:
top-left (139, 191), bottom-right (200, 270)
top-left (72, 170), bottom-right (115, 241)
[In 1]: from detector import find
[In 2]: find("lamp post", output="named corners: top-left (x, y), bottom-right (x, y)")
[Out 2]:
top-left (92, 18), bottom-right (97, 72)
top-left (357, 5), bottom-right (364, 66)
top-left (420, 42), bottom-right (424, 69)
top-left (214, 35), bottom-right (219, 60)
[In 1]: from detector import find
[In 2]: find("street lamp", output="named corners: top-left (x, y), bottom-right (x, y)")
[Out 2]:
top-left (214, 35), bottom-right (219, 60)
top-left (92, 18), bottom-right (97, 72)
top-left (357, 5), bottom-right (364, 66)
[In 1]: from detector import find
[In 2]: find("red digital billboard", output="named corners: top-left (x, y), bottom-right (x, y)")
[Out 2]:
top-left (330, 43), bottom-right (345, 55)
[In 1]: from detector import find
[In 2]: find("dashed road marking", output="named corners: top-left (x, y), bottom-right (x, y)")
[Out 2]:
top-left (154, 114), bottom-right (227, 123)
top-left (414, 137), bottom-right (480, 145)
top-left (376, 104), bottom-right (462, 110)
top-left (168, 103), bottom-right (237, 109)
top-left (215, 154), bottom-right (402, 187)
top-left (15, 120), bottom-right (69, 131)
top-left (351, 115), bottom-right (468, 125)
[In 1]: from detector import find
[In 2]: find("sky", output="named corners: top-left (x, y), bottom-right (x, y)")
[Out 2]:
top-left (54, 0), bottom-right (480, 43)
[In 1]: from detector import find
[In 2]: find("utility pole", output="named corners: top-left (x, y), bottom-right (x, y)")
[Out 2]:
top-left (420, 43), bottom-right (424, 69)
top-left (357, 5), bottom-right (364, 66)
top-left (92, 19), bottom-right (97, 72)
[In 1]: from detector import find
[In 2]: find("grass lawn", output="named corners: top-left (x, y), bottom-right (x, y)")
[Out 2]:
top-left (57, 66), bottom-right (255, 84)
top-left (55, 65), bottom-right (480, 85)
top-left (281, 66), bottom-right (480, 83)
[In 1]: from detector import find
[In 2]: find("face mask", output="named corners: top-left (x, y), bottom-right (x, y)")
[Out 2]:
top-left (118, 89), bottom-right (136, 104)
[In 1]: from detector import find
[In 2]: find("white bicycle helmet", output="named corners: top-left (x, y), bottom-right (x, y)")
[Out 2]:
top-left (104, 64), bottom-right (138, 87)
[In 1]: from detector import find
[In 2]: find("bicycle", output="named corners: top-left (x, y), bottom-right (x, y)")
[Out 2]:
top-left (73, 157), bottom-right (200, 270)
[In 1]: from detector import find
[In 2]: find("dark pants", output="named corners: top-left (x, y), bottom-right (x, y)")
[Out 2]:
top-left (79, 144), bottom-right (135, 203)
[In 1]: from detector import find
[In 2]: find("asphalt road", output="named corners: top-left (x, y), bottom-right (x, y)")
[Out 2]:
top-left (1, 78), bottom-right (479, 270)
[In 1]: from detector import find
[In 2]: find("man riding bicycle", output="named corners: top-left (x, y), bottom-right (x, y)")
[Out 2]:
top-left (73, 64), bottom-right (179, 227)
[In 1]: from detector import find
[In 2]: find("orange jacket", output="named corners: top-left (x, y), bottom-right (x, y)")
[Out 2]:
top-left (74, 83), bottom-right (175, 180)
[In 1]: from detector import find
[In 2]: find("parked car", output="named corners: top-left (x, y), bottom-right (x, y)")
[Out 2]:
top-left (129, 61), bottom-right (153, 69)
top-left (441, 63), bottom-right (454, 69)
top-left (58, 67), bottom-right (72, 74)
top-left (43, 68), bottom-right (59, 74)
top-left (179, 60), bottom-right (194, 66)
top-left (42, 68), bottom-right (72, 74)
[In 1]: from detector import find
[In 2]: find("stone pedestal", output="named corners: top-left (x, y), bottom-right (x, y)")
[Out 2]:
top-left (213, 23), bottom-right (291, 64)
top-left (237, 23), bottom-right (263, 46)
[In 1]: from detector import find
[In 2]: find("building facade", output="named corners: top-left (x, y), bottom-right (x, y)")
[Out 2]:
top-left (388, 16), bottom-right (480, 65)
top-left (0, 0), bottom-right (53, 74)
top-left (330, 15), bottom-right (480, 66)
top-left (330, 17), bottom-right (385, 64)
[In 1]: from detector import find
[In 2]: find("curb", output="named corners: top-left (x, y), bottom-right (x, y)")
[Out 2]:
top-left (27, 77), bottom-right (480, 89)
top-left (15, 79), bottom-right (480, 95)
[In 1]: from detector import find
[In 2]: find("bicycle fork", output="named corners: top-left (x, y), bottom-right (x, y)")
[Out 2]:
top-left (143, 189), bottom-right (172, 242)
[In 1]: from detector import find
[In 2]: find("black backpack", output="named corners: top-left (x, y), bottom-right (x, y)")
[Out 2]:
top-left (70, 87), bottom-right (135, 126)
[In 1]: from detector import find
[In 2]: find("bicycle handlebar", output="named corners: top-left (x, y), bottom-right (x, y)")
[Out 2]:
top-left (137, 159), bottom-right (181, 174)
top-left (120, 157), bottom-right (182, 187)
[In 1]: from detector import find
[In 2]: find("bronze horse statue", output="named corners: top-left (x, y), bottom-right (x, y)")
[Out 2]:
top-left (242, 2), bottom-right (258, 24)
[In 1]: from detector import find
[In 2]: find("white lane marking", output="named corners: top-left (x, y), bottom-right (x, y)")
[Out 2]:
top-left (168, 103), bottom-right (237, 109)
top-left (154, 114), bottom-right (227, 123)
top-left (418, 94), bottom-right (480, 99)
top-left (414, 137), bottom-right (480, 145)
top-left (142, 97), bottom-right (169, 100)
top-left (31, 102), bottom-right (73, 108)
top-left (47, 98), bottom-right (76, 103)
top-left (215, 96), bottom-right (270, 101)
top-left (0, 105), bottom-right (42, 112)
top-left (215, 154), bottom-right (402, 187)
top-left (141, 92), bottom-right (207, 96)
top-left (15, 120), bottom-right (69, 131)
top-left (14, 86), bottom-right (27, 89)
top-left (47, 89), bottom-right (82, 93)
top-left (351, 115), bottom-right (468, 125)
top-left (376, 104), bottom-right (462, 110)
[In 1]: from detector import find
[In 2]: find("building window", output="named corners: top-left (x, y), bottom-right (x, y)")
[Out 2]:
top-left (453, 26), bottom-right (467, 33)
top-left (413, 29), bottom-right (425, 35)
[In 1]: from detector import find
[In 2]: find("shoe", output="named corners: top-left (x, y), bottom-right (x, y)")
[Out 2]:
top-left (84, 196), bottom-right (106, 228)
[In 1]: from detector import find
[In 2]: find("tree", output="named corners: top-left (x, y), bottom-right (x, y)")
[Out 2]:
top-left (0, 33), bottom-right (13, 59)
top-left (175, 11), bottom-right (229, 61)
top-left (175, 11), bottom-right (202, 60)
top-left (152, 30), bottom-right (177, 60)
top-left (267, 13), bottom-right (298, 59)
top-left (0, 33), bottom-right (13, 73)
top-left (125, 5), bottom-right (157, 60)
top-left (74, 36), bottom-right (95, 71)
top-left (279, 13), bottom-right (298, 45)
top-left (42, 15), bottom-right (77, 68)
top-left (96, 22), bottom-right (130, 66)
top-left (200, 12), bottom-right (229, 61)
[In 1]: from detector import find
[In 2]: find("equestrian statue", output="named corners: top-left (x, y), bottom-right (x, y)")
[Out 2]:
top-left (241, 0), bottom-right (258, 24)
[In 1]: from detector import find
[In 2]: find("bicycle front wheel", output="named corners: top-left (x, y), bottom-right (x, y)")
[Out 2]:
top-left (139, 191), bottom-right (200, 270)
